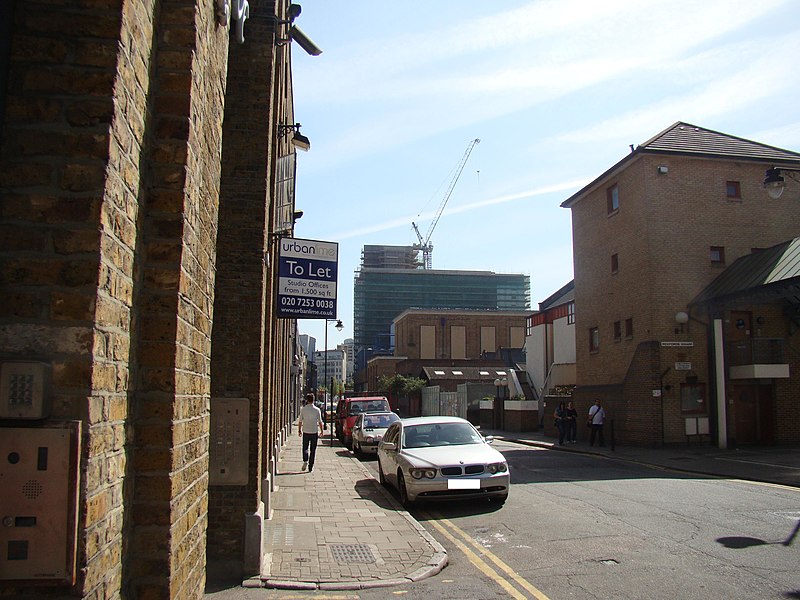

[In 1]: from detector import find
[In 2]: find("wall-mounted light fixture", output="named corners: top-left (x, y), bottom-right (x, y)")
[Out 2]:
top-left (279, 123), bottom-right (311, 152)
top-left (657, 165), bottom-right (669, 174)
top-left (763, 166), bottom-right (800, 199)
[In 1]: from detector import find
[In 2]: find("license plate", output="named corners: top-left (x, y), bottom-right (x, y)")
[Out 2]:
top-left (448, 479), bottom-right (480, 490)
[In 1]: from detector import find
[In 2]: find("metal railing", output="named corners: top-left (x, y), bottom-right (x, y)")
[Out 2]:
top-left (726, 338), bottom-right (785, 366)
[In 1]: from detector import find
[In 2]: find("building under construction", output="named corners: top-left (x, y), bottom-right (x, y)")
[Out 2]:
top-left (353, 245), bottom-right (530, 370)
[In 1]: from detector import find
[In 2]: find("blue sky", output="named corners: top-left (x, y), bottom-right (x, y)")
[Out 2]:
top-left (290, 0), bottom-right (800, 350)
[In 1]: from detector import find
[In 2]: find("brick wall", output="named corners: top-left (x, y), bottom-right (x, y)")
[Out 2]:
top-left (394, 310), bottom-right (528, 360)
top-left (0, 0), bottom-right (297, 597)
top-left (570, 152), bottom-right (800, 446)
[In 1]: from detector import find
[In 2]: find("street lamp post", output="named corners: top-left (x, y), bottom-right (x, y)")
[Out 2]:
top-left (324, 318), bottom-right (343, 446)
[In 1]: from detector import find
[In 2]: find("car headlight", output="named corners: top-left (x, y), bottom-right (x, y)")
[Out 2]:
top-left (487, 462), bottom-right (508, 474)
top-left (409, 468), bottom-right (437, 479)
top-left (365, 436), bottom-right (374, 443)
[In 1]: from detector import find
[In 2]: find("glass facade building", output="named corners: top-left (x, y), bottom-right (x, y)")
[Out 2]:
top-left (354, 264), bottom-right (530, 357)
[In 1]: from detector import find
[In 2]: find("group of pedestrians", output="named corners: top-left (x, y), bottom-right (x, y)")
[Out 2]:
top-left (554, 398), bottom-right (606, 447)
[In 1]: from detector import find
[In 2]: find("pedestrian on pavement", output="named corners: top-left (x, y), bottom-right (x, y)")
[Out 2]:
top-left (565, 400), bottom-right (578, 443)
top-left (588, 398), bottom-right (606, 447)
top-left (299, 392), bottom-right (325, 472)
top-left (554, 401), bottom-right (567, 445)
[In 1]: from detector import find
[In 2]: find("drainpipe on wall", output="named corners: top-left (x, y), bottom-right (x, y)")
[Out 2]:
top-left (713, 318), bottom-right (727, 449)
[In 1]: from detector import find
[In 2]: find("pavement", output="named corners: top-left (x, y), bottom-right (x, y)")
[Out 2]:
top-left (224, 420), bottom-right (799, 593)
top-left (244, 425), bottom-right (447, 591)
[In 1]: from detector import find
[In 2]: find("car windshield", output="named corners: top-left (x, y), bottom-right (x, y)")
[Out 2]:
top-left (403, 422), bottom-right (484, 448)
top-left (362, 413), bottom-right (399, 429)
top-left (348, 400), bottom-right (389, 415)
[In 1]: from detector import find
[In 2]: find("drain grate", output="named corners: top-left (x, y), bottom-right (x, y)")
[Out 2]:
top-left (329, 543), bottom-right (376, 564)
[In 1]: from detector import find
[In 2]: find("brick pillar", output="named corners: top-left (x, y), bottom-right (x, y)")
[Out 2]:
top-left (207, 0), bottom-right (285, 578)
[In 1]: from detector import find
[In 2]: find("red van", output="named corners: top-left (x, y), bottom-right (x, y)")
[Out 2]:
top-left (335, 396), bottom-right (391, 449)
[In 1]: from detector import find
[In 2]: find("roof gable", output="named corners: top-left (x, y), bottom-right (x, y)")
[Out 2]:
top-left (561, 122), bottom-right (800, 208)
top-left (641, 122), bottom-right (800, 163)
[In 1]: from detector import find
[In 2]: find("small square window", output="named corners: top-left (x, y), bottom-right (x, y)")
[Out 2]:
top-left (710, 246), bottom-right (725, 265)
top-left (589, 327), bottom-right (599, 352)
top-left (613, 321), bottom-right (621, 341)
top-left (726, 181), bottom-right (741, 199)
top-left (611, 253), bottom-right (619, 273)
top-left (625, 318), bottom-right (633, 338)
top-left (607, 184), bottom-right (619, 214)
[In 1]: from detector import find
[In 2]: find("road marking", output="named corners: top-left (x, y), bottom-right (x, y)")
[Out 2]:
top-left (423, 515), bottom-right (530, 600)
top-left (421, 511), bottom-right (550, 600)
top-left (438, 516), bottom-right (550, 600)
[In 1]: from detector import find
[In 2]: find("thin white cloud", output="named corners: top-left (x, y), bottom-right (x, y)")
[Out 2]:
top-left (296, 0), bottom-right (790, 172)
top-left (332, 179), bottom-right (590, 240)
top-left (553, 32), bottom-right (800, 146)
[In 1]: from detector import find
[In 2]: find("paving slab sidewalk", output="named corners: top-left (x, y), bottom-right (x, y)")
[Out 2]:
top-left (247, 426), bottom-right (447, 591)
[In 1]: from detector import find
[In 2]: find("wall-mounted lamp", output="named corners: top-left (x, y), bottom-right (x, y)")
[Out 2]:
top-left (657, 165), bottom-right (669, 174)
top-left (279, 123), bottom-right (311, 152)
top-left (763, 166), bottom-right (800, 200)
top-left (292, 210), bottom-right (304, 223)
top-left (675, 311), bottom-right (689, 334)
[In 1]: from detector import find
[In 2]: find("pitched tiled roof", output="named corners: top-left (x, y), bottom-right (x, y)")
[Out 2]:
top-left (561, 122), bottom-right (800, 208)
top-left (641, 122), bottom-right (800, 163)
top-left (691, 237), bottom-right (800, 307)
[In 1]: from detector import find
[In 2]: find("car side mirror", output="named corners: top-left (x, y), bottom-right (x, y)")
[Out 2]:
top-left (381, 441), bottom-right (396, 451)
top-left (484, 436), bottom-right (495, 444)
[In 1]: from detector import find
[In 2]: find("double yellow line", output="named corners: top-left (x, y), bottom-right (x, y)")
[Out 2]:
top-left (420, 511), bottom-right (550, 600)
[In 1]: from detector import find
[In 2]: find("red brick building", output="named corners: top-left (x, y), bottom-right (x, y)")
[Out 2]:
top-left (562, 123), bottom-right (800, 447)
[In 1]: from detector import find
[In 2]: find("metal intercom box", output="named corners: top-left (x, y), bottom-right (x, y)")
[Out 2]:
top-left (209, 398), bottom-right (249, 485)
top-left (0, 422), bottom-right (81, 583)
top-left (0, 362), bottom-right (51, 420)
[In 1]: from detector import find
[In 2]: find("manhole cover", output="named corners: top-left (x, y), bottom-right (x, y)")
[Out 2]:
top-left (329, 544), bottom-right (376, 564)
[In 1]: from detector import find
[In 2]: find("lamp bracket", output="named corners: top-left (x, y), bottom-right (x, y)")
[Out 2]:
top-left (279, 123), bottom-right (302, 137)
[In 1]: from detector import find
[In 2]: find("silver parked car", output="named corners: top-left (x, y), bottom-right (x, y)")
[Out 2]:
top-left (351, 411), bottom-right (399, 455)
top-left (377, 416), bottom-right (509, 507)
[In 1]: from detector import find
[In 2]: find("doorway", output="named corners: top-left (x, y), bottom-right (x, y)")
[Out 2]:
top-left (729, 383), bottom-right (775, 445)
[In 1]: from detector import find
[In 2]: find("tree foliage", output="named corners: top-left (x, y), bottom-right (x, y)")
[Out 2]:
top-left (377, 374), bottom-right (425, 399)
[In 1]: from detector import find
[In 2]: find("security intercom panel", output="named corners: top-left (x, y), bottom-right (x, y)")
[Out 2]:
top-left (0, 423), bottom-right (81, 583)
top-left (0, 361), bottom-right (51, 419)
top-left (209, 398), bottom-right (249, 485)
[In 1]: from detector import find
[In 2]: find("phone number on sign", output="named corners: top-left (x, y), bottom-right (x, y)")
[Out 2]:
top-left (280, 297), bottom-right (335, 309)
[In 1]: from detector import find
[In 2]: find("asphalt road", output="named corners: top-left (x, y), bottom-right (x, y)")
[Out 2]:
top-left (207, 440), bottom-right (800, 599)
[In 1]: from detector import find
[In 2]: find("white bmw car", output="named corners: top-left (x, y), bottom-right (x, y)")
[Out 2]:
top-left (376, 416), bottom-right (509, 507)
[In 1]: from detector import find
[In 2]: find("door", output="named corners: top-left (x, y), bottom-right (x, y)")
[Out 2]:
top-left (729, 383), bottom-right (774, 445)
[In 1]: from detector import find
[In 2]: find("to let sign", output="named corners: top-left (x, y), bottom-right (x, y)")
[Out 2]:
top-left (277, 237), bottom-right (338, 319)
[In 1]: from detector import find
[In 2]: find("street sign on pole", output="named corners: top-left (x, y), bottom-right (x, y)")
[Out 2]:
top-left (276, 237), bottom-right (338, 319)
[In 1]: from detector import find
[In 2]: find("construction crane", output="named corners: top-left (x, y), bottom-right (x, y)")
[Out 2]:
top-left (412, 138), bottom-right (480, 269)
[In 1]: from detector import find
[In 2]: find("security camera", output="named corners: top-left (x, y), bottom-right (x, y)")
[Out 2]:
top-left (290, 25), bottom-right (322, 56)
top-left (287, 3), bottom-right (302, 21)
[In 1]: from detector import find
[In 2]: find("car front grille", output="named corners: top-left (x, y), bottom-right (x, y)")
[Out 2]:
top-left (441, 465), bottom-right (486, 476)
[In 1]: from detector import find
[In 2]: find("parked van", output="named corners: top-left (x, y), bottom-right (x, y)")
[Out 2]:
top-left (335, 396), bottom-right (391, 449)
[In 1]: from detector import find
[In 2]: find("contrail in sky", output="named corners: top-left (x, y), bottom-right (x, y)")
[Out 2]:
top-left (333, 178), bottom-right (590, 240)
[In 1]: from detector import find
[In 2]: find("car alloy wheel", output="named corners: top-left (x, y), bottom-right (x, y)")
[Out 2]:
top-left (398, 471), bottom-right (413, 508)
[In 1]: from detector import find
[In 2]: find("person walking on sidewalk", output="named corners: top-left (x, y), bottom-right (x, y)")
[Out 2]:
top-left (299, 392), bottom-right (325, 472)
top-left (588, 399), bottom-right (606, 447)
top-left (565, 400), bottom-right (578, 443)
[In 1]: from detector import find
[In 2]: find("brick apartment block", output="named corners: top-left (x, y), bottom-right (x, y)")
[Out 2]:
top-left (562, 123), bottom-right (800, 447)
